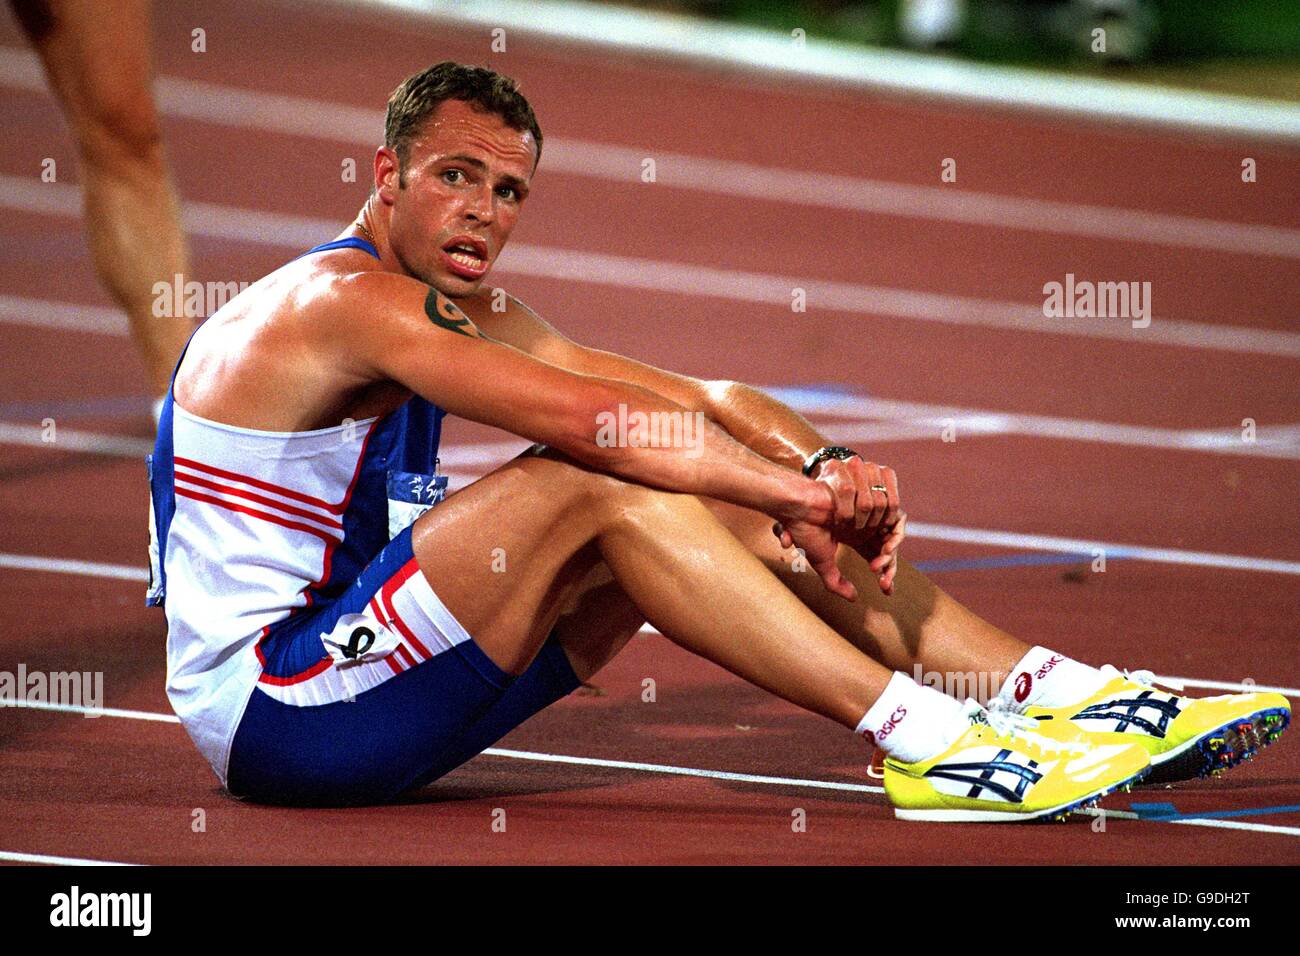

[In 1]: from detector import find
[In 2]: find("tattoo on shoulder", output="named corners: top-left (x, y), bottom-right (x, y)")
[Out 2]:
top-left (424, 290), bottom-right (477, 337)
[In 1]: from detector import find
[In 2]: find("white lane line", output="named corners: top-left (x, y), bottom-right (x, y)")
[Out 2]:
top-left (0, 700), bottom-right (180, 722)
top-left (0, 699), bottom-right (178, 722)
top-left (0, 554), bottom-right (149, 582)
top-left (540, 140), bottom-right (1300, 260)
top-left (1158, 676), bottom-right (1300, 697)
top-left (1147, 817), bottom-right (1300, 837)
top-left (908, 522), bottom-right (1300, 576)
top-left (5, 178), bottom-right (1299, 359)
top-left (0, 698), bottom-right (875, 793)
top-left (0, 849), bottom-right (137, 866)
top-left (481, 747), bottom-right (882, 793)
top-left (12, 405), bottom-right (1300, 473)
top-left (492, 243), bottom-right (1300, 358)
top-left (1076, 807), bottom-right (1300, 837)
top-left (5, 376), bottom-right (1296, 466)
top-left (0, 421), bottom-right (153, 457)
top-left (4, 415), bottom-right (1300, 575)
top-left (4, 698), bottom-right (1295, 836)
top-left (3, 456), bottom-right (1298, 580)
top-left (821, 420), bottom-right (955, 445)
top-left (332, 0), bottom-right (1300, 142)
top-left (0, 294), bottom-right (126, 336)
top-left (0, 175), bottom-right (331, 249)
top-left (3, 46), bottom-right (1297, 260)
top-left (767, 390), bottom-right (1300, 460)
top-left (0, 415), bottom-right (521, 466)
top-left (4, 505), bottom-right (1298, 586)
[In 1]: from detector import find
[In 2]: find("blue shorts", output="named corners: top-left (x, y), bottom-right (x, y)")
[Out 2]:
top-left (226, 526), bottom-right (581, 806)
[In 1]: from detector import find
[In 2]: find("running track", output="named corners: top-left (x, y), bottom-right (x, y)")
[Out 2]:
top-left (0, 0), bottom-right (1296, 864)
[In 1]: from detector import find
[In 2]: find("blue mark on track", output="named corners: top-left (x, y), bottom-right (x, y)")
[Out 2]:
top-left (1130, 801), bottom-right (1300, 822)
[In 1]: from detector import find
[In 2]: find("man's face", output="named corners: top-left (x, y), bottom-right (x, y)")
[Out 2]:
top-left (380, 99), bottom-right (536, 297)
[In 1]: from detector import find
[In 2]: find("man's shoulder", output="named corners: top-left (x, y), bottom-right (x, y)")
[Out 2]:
top-left (305, 266), bottom-right (427, 313)
top-left (274, 266), bottom-right (436, 341)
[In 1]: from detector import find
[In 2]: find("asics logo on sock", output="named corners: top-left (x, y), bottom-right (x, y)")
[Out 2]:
top-left (1014, 672), bottom-right (1033, 702)
top-left (875, 706), bottom-right (908, 741)
top-left (1035, 655), bottom-right (1065, 680)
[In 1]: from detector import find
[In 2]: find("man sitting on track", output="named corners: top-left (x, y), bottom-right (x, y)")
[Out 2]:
top-left (147, 62), bottom-right (1289, 822)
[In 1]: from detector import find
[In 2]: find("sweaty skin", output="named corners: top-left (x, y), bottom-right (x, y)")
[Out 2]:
top-left (171, 96), bottom-right (1035, 731)
top-left (173, 99), bottom-right (891, 598)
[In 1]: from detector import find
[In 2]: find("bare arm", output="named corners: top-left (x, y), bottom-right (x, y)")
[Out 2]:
top-left (470, 290), bottom-right (906, 593)
top-left (329, 274), bottom-right (846, 584)
top-left (470, 292), bottom-right (826, 469)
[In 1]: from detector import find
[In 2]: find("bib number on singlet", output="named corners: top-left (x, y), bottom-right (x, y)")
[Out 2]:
top-left (385, 469), bottom-right (448, 539)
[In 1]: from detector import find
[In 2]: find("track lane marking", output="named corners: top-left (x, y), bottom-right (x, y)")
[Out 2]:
top-left (6, 177), bottom-right (1296, 359)
top-left (5, 176), bottom-right (1298, 357)
top-left (5, 502), bottom-right (1298, 583)
top-left (768, 388), bottom-right (1300, 460)
top-left (0, 849), bottom-right (136, 866)
top-left (4, 400), bottom-right (1297, 464)
top-left (0, 421), bottom-right (153, 457)
top-left (2, 698), bottom-right (1295, 837)
top-left (3, 46), bottom-right (1297, 255)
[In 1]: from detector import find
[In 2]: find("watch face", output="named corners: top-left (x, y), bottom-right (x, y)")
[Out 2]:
top-left (805, 446), bottom-right (857, 475)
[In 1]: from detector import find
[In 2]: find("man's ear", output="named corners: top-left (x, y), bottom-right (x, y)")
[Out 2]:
top-left (374, 146), bottom-right (401, 206)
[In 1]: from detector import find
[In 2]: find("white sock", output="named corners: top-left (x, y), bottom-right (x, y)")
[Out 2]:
top-left (996, 646), bottom-right (1110, 710)
top-left (855, 672), bottom-right (964, 763)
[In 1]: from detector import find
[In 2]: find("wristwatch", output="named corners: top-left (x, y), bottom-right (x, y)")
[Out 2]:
top-left (801, 445), bottom-right (860, 477)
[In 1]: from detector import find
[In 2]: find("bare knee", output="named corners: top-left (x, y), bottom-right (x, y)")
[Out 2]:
top-left (69, 77), bottom-right (165, 173)
top-left (519, 445), bottom-right (672, 528)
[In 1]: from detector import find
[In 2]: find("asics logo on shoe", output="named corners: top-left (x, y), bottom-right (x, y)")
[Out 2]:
top-left (1035, 655), bottom-right (1065, 680)
top-left (876, 706), bottom-right (908, 741)
top-left (924, 748), bottom-right (1044, 804)
top-left (1072, 691), bottom-right (1182, 738)
top-left (1014, 671), bottom-right (1033, 702)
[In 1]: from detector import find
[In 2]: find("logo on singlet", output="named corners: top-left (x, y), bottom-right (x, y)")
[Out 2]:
top-left (343, 626), bottom-right (375, 660)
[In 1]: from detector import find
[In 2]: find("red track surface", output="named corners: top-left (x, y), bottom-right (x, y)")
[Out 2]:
top-left (0, 0), bottom-right (1297, 864)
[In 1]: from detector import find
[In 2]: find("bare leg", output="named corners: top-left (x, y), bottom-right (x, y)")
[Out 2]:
top-left (528, 496), bottom-right (1030, 702)
top-left (18, 0), bottom-right (195, 394)
top-left (410, 449), bottom-right (891, 729)
top-left (547, 558), bottom-right (645, 682)
top-left (702, 498), bottom-right (1026, 699)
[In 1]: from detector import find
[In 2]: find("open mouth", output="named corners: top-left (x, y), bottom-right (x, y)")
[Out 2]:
top-left (440, 236), bottom-right (489, 279)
